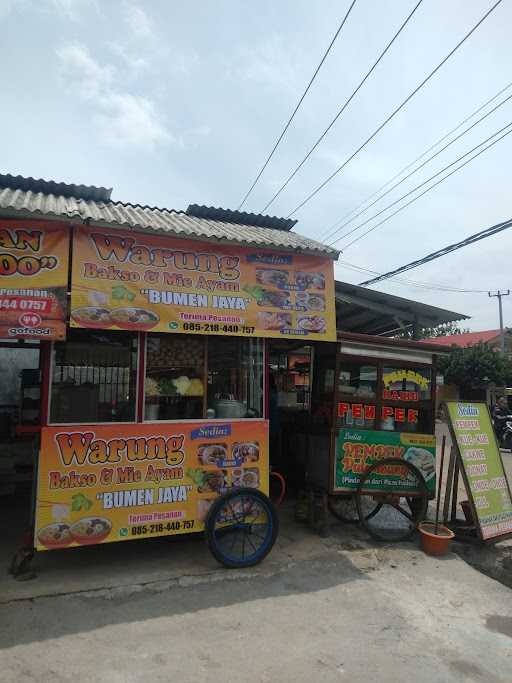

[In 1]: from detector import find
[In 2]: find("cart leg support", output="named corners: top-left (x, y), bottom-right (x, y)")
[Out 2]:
top-left (9, 529), bottom-right (37, 580)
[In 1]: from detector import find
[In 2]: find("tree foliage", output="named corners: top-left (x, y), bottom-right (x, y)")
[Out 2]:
top-left (394, 322), bottom-right (469, 340)
top-left (438, 343), bottom-right (512, 390)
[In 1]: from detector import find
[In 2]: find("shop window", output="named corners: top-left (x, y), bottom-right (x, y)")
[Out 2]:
top-left (269, 346), bottom-right (311, 411)
top-left (207, 337), bottom-right (263, 418)
top-left (144, 335), bottom-right (264, 420)
top-left (338, 361), bottom-right (377, 399)
top-left (337, 361), bottom-right (378, 429)
top-left (310, 343), bottom-right (336, 425)
top-left (145, 335), bottom-right (205, 421)
top-left (50, 330), bottom-right (137, 423)
top-left (381, 366), bottom-right (433, 433)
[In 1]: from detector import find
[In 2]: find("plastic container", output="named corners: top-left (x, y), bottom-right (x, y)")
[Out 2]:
top-left (418, 521), bottom-right (455, 556)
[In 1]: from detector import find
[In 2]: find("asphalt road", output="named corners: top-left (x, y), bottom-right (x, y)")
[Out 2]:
top-left (1, 547), bottom-right (511, 682)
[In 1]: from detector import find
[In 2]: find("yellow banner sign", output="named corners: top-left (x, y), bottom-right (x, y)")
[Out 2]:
top-left (383, 370), bottom-right (430, 390)
top-left (35, 420), bottom-right (268, 551)
top-left (0, 220), bottom-right (69, 340)
top-left (70, 226), bottom-right (336, 340)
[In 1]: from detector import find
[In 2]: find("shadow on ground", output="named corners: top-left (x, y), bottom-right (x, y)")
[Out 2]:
top-left (0, 549), bottom-right (366, 649)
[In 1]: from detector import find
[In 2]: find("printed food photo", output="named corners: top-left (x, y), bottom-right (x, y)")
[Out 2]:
top-left (111, 307), bottom-right (159, 330)
top-left (297, 315), bottom-right (326, 333)
top-left (70, 517), bottom-right (112, 544)
top-left (296, 292), bottom-right (326, 311)
top-left (232, 468), bottom-right (259, 488)
top-left (295, 272), bottom-right (325, 290)
top-left (257, 311), bottom-right (292, 330)
top-left (256, 269), bottom-right (289, 288)
top-left (197, 443), bottom-right (228, 466)
top-left (71, 307), bottom-right (112, 327)
top-left (232, 442), bottom-right (260, 463)
top-left (37, 523), bottom-right (73, 549)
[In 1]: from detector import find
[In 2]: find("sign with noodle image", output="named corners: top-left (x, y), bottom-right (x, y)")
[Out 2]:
top-left (35, 420), bottom-right (269, 551)
top-left (70, 226), bottom-right (336, 340)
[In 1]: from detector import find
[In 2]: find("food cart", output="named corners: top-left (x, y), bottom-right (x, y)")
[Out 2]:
top-left (277, 333), bottom-right (441, 541)
top-left (0, 188), bottom-right (339, 574)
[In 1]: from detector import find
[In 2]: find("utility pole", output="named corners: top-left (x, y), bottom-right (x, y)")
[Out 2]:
top-left (488, 290), bottom-right (510, 354)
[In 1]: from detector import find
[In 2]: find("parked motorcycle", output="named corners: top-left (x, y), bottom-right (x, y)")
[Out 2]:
top-left (495, 415), bottom-right (512, 450)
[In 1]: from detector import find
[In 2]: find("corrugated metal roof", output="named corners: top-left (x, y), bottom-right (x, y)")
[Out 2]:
top-left (335, 280), bottom-right (468, 335)
top-left (0, 186), bottom-right (338, 257)
top-left (186, 205), bottom-right (297, 232)
top-left (0, 174), bottom-right (112, 202)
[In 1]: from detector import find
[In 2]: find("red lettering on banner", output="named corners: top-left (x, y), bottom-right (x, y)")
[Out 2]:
top-left (338, 402), bottom-right (350, 417)
top-left (382, 406), bottom-right (394, 420)
top-left (395, 408), bottom-right (405, 423)
top-left (365, 404), bottom-right (376, 420)
top-left (352, 404), bottom-right (363, 419)
top-left (407, 409), bottom-right (418, 423)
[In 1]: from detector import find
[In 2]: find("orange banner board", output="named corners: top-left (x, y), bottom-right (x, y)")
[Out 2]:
top-left (35, 420), bottom-right (269, 551)
top-left (0, 220), bottom-right (69, 340)
top-left (70, 226), bottom-right (336, 340)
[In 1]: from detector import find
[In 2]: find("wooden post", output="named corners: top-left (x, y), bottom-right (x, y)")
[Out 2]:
top-left (451, 459), bottom-right (460, 523)
top-left (443, 447), bottom-right (456, 524)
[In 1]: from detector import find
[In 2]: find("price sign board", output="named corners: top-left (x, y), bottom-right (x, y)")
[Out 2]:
top-left (445, 401), bottom-right (512, 542)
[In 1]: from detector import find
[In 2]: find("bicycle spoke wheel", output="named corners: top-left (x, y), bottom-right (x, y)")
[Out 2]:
top-left (206, 488), bottom-right (279, 568)
top-left (356, 458), bottom-right (428, 542)
top-left (328, 494), bottom-right (382, 524)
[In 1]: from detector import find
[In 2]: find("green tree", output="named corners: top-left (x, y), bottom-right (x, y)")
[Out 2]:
top-left (438, 343), bottom-right (512, 391)
top-left (394, 322), bottom-right (469, 340)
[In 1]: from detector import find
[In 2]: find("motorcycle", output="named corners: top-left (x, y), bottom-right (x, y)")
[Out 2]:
top-left (495, 415), bottom-right (512, 450)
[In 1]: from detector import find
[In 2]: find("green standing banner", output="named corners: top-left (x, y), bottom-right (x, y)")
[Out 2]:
top-left (334, 428), bottom-right (437, 495)
top-left (445, 401), bottom-right (512, 541)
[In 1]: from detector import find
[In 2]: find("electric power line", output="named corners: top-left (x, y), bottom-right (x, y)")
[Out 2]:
top-left (236, 0), bottom-right (357, 211)
top-left (285, 0), bottom-right (503, 218)
top-left (322, 89), bottom-right (512, 244)
top-left (320, 79), bottom-right (512, 239)
top-left (259, 0), bottom-right (424, 213)
top-left (338, 120), bottom-right (512, 250)
top-left (356, 216), bottom-right (512, 287)
top-left (339, 261), bottom-right (488, 292)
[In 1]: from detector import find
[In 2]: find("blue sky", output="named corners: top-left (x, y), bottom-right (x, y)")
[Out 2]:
top-left (2, 0), bottom-right (512, 330)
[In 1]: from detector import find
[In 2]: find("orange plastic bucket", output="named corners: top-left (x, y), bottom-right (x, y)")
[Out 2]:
top-left (418, 522), bottom-right (455, 556)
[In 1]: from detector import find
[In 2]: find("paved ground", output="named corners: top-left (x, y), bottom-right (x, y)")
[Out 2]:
top-left (1, 426), bottom-right (512, 681)
top-left (1, 523), bottom-right (511, 683)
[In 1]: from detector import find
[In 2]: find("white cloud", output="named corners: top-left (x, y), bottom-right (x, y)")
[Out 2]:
top-left (232, 37), bottom-right (301, 94)
top-left (50, 0), bottom-right (99, 21)
top-left (57, 43), bottom-right (173, 149)
top-left (123, 1), bottom-right (153, 37)
top-left (96, 92), bottom-right (172, 149)
top-left (107, 42), bottom-right (148, 72)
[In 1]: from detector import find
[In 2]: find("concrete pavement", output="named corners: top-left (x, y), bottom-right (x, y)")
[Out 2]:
top-left (1, 537), bottom-right (511, 682)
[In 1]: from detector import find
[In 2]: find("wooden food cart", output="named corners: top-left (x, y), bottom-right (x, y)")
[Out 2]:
top-left (294, 333), bottom-right (441, 540)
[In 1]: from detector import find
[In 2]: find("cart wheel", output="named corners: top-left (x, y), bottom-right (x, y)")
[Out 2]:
top-left (356, 458), bottom-right (428, 542)
top-left (328, 494), bottom-right (382, 524)
top-left (205, 488), bottom-right (279, 568)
